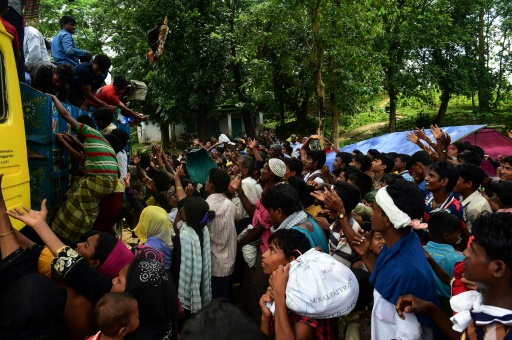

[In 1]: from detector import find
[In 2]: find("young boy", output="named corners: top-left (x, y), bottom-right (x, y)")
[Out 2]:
top-left (259, 229), bottom-right (338, 339)
top-left (88, 292), bottom-right (139, 340)
top-left (50, 95), bottom-right (120, 243)
top-left (396, 212), bottom-right (512, 339)
top-left (424, 212), bottom-right (465, 304)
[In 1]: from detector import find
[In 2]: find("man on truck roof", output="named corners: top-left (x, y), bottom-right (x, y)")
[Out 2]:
top-left (51, 15), bottom-right (92, 67)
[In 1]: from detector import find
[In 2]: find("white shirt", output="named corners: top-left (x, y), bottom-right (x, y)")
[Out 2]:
top-left (117, 150), bottom-right (128, 180)
top-left (24, 26), bottom-right (50, 64)
top-left (371, 290), bottom-right (433, 340)
top-left (460, 190), bottom-right (492, 233)
top-left (304, 169), bottom-right (324, 184)
top-left (206, 193), bottom-right (237, 277)
top-left (290, 141), bottom-right (302, 158)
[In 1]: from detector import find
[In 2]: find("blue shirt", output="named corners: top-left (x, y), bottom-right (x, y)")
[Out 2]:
top-left (51, 29), bottom-right (88, 66)
top-left (70, 62), bottom-right (107, 97)
top-left (424, 241), bottom-right (464, 298)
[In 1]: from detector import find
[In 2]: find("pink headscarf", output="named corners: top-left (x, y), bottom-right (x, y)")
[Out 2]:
top-left (97, 240), bottom-right (135, 278)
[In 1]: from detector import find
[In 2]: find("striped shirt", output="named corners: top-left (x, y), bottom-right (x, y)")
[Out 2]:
top-left (206, 193), bottom-right (237, 277)
top-left (76, 123), bottom-right (119, 176)
top-left (460, 309), bottom-right (512, 339)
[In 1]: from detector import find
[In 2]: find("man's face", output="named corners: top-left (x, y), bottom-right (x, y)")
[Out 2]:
top-left (425, 169), bottom-right (444, 192)
top-left (52, 72), bottom-right (64, 88)
top-left (463, 240), bottom-right (490, 287)
top-left (92, 63), bottom-right (106, 77)
top-left (333, 157), bottom-right (343, 172)
top-left (236, 160), bottom-right (245, 177)
top-left (371, 158), bottom-right (384, 172)
top-left (394, 157), bottom-right (404, 172)
top-left (113, 85), bottom-right (126, 96)
top-left (63, 22), bottom-right (77, 34)
top-left (291, 136), bottom-right (296, 143)
top-left (371, 202), bottom-right (388, 232)
top-left (453, 176), bottom-right (469, 194)
top-left (500, 162), bottom-right (512, 181)
top-left (412, 163), bottom-right (426, 181)
top-left (205, 176), bottom-right (213, 193)
top-left (260, 163), bottom-right (271, 183)
top-left (283, 165), bottom-right (292, 181)
top-left (305, 156), bottom-right (315, 171)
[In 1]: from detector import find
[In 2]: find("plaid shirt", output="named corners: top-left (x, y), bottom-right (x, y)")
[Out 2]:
top-left (270, 311), bottom-right (338, 339)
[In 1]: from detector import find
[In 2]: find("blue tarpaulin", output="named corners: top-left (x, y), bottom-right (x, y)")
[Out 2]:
top-left (340, 125), bottom-right (487, 155)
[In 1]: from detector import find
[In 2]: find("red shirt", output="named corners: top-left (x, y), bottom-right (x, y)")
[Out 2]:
top-left (1, 18), bottom-right (20, 50)
top-left (92, 84), bottom-right (121, 107)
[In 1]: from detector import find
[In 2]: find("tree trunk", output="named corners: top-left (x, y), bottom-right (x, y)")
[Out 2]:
top-left (310, 0), bottom-right (325, 138)
top-left (477, 7), bottom-right (490, 111)
top-left (434, 87), bottom-right (450, 125)
top-left (196, 105), bottom-right (209, 141)
top-left (388, 84), bottom-right (397, 132)
top-left (227, 0), bottom-right (256, 137)
top-left (161, 122), bottom-right (170, 148)
top-left (330, 92), bottom-right (340, 147)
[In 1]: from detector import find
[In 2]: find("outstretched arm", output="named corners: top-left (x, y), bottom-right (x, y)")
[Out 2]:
top-left (6, 200), bottom-right (65, 255)
top-left (51, 94), bottom-right (78, 130)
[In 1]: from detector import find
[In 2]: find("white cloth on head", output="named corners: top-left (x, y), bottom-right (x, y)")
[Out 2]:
top-left (269, 158), bottom-right (286, 178)
top-left (375, 186), bottom-right (411, 229)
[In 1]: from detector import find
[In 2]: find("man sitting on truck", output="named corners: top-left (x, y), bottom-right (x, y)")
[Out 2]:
top-left (25, 62), bottom-right (75, 101)
top-left (49, 94), bottom-right (121, 244)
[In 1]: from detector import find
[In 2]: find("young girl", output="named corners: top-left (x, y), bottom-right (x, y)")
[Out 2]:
top-left (352, 230), bottom-right (385, 272)
top-left (171, 196), bottom-right (214, 317)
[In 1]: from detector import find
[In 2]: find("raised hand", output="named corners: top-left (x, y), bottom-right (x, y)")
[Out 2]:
top-left (429, 124), bottom-right (443, 140)
top-left (414, 127), bottom-right (432, 143)
top-left (6, 199), bottom-right (49, 230)
top-left (406, 131), bottom-right (419, 144)
top-left (123, 173), bottom-right (131, 189)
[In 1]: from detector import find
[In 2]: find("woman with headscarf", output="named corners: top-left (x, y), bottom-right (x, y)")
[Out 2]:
top-left (7, 199), bottom-right (180, 340)
top-left (134, 206), bottom-right (174, 270)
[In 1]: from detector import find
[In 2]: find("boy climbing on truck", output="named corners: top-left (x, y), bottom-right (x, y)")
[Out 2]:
top-left (49, 95), bottom-right (121, 244)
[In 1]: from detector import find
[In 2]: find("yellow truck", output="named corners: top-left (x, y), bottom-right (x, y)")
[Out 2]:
top-left (0, 21), bottom-right (31, 230)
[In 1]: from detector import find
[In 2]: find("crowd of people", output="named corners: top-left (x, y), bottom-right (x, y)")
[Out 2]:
top-left (1, 106), bottom-right (512, 340)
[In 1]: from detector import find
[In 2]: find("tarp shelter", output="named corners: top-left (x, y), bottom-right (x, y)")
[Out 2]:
top-left (340, 125), bottom-right (512, 176)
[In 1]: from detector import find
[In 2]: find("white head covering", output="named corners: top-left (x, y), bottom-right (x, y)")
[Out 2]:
top-left (268, 158), bottom-right (286, 178)
top-left (375, 186), bottom-right (412, 229)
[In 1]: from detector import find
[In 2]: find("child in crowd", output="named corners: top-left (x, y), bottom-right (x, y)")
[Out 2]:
top-left (259, 229), bottom-right (338, 339)
top-left (88, 292), bottom-right (139, 340)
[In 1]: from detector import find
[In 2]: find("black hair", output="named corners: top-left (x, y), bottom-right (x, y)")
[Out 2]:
top-left (261, 184), bottom-right (302, 216)
top-left (346, 169), bottom-right (372, 197)
top-left (153, 170), bottom-right (171, 192)
top-left (352, 149), bottom-right (362, 155)
top-left (93, 54), bottom-right (112, 72)
top-left (55, 64), bottom-right (75, 84)
top-left (105, 134), bottom-right (123, 154)
top-left (410, 150), bottom-right (434, 167)
top-left (208, 168), bottom-right (230, 193)
top-left (503, 156), bottom-right (512, 166)
top-left (93, 108), bottom-right (114, 124)
top-left (76, 115), bottom-right (96, 128)
top-left (471, 145), bottom-right (485, 159)
top-left (457, 151), bottom-right (482, 167)
top-left (284, 158), bottom-right (303, 177)
top-left (353, 154), bottom-right (372, 172)
top-left (113, 76), bottom-right (129, 88)
top-left (380, 173), bottom-right (405, 186)
top-left (287, 176), bottom-right (315, 207)
top-left (239, 155), bottom-right (255, 177)
top-left (337, 152), bottom-right (353, 168)
top-left (385, 180), bottom-right (425, 222)
top-left (396, 154), bottom-right (411, 170)
top-left (429, 162), bottom-right (459, 192)
top-left (282, 145), bottom-right (292, 155)
top-left (367, 149), bottom-right (379, 160)
top-left (80, 230), bottom-right (118, 266)
top-left (182, 196), bottom-right (215, 252)
top-left (59, 15), bottom-right (76, 28)
top-left (497, 181), bottom-right (512, 207)
top-left (94, 292), bottom-right (137, 337)
top-left (375, 153), bottom-right (395, 174)
top-left (472, 212), bottom-right (512, 284)
top-left (451, 141), bottom-right (466, 154)
top-left (428, 211), bottom-right (462, 241)
top-left (333, 181), bottom-right (361, 214)
top-left (181, 299), bottom-right (266, 340)
top-left (456, 163), bottom-right (485, 190)
top-left (110, 129), bottom-right (129, 147)
top-left (137, 153), bottom-right (150, 169)
top-left (268, 229), bottom-right (312, 259)
top-left (387, 151), bottom-right (398, 158)
top-left (307, 150), bottom-right (326, 169)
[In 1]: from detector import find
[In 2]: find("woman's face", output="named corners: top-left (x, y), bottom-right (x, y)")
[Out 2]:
top-left (111, 264), bottom-right (130, 292)
top-left (75, 234), bottom-right (100, 266)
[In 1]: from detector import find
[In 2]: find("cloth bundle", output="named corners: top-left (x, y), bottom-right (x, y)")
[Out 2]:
top-left (269, 249), bottom-right (359, 319)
